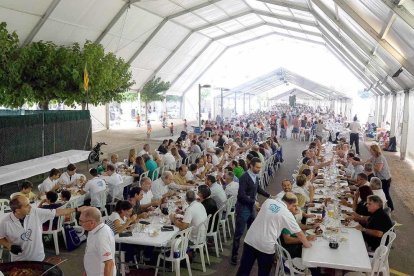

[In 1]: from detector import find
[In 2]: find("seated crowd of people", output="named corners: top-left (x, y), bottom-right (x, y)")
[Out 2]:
top-left (0, 104), bottom-right (396, 276)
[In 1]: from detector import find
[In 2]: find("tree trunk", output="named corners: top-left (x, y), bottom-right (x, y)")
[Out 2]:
top-left (145, 102), bottom-right (148, 124)
top-left (81, 102), bottom-right (86, 110)
top-left (38, 101), bottom-right (49, 110)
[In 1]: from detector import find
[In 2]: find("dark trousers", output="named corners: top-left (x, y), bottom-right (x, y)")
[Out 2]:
top-left (381, 178), bottom-right (394, 210)
top-left (236, 243), bottom-right (274, 276)
top-left (350, 133), bottom-right (360, 154)
top-left (231, 205), bottom-right (256, 259)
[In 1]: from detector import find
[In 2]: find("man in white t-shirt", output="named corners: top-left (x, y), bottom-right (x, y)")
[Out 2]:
top-left (349, 116), bottom-right (361, 155)
top-left (237, 193), bottom-right (311, 275)
top-left (138, 144), bottom-right (152, 158)
top-left (370, 177), bottom-right (387, 206)
top-left (139, 177), bottom-right (160, 210)
top-left (0, 195), bottom-right (78, 262)
top-left (170, 190), bottom-right (207, 243)
top-left (81, 169), bottom-right (107, 207)
top-left (206, 175), bottom-right (227, 209)
top-left (38, 168), bottom-right (61, 194)
top-left (101, 164), bottom-right (124, 200)
top-left (81, 207), bottom-right (116, 276)
top-left (224, 171), bottom-right (239, 198)
top-left (59, 163), bottom-right (85, 187)
top-left (152, 171), bottom-right (192, 200)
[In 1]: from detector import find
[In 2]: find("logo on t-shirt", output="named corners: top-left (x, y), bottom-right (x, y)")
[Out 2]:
top-left (269, 204), bottom-right (281, 214)
top-left (103, 252), bottom-right (112, 257)
top-left (21, 229), bottom-right (32, 241)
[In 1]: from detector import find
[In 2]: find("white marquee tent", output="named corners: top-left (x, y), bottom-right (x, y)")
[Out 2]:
top-left (1, 0), bottom-right (414, 159)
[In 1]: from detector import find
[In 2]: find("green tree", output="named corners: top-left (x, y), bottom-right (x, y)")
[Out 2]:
top-left (0, 24), bottom-right (134, 110)
top-left (140, 77), bottom-right (170, 120)
top-left (0, 22), bottom-right (22, 107)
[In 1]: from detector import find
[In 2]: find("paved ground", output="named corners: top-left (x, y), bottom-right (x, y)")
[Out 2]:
top-left (1, 124), bottom-right (413, 275)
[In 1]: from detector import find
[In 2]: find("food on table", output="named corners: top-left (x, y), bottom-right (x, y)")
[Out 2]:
top-left (314, 226), bottom-right (323, 235)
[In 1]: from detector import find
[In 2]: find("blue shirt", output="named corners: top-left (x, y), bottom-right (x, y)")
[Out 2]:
top-left (247, 170), bottom-right (257, 184)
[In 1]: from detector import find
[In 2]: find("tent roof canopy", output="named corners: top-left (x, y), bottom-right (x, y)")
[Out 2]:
top-left (221, 67), bottom-right (350, 100)
top-left (1, 0), bottom-right (414, 97)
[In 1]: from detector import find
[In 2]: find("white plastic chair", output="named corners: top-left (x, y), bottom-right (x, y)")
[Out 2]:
top-left (189, 215), bottom-right (211, 272)
top-left (93, 190), bottom-right (108, 220)
top-left (151, 167), bottom-right (161, 181)
top-left (155, 227), bottom-right (193, 276)
top-left (344, 245), bottom-right (389, 276)
top-left (275, 243), bottom-right (308, 276)
top-left (221, 197), bottom-right (235, 239)
top-left (206, 205), bottom-right (225, 257)
top-left (226, 196), bottom-right (237, 232)
top-left (299, 128), bottom-right (306, 142)
top-left (42, 204), bottom-right (68, 255)
top-left (0, 199), bottom-right (11, 213)
top-left (368, 229), bottom-right (396, 276)
top-left (137, 171), bottom-right (150, 186)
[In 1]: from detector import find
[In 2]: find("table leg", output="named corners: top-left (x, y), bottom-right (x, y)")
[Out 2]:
top-left (162, 246), bottom-right (166, 275)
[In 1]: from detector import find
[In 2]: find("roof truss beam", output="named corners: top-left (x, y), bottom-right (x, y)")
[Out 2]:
top-left (379, 0), bottom-right (414, 29)
top-left (331, 0), bottom-right (414, 76)
top-left (256, 0), bottom-right (310, 12)
top-left (178, 32), bottom-right (325, 96)
top-left (310, 0), bottom-right (407, 90)
top-left (22, 0), bottom-right (62, 46)
top-left (319, 26), bottom-right (390, 94)
top-left (148, 11), bottom-right (322, 90)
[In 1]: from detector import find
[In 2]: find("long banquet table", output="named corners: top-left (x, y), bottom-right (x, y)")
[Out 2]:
top-left (0, 150), bottom-right (90, 186)
top-left (301, 143), bottom-right (372, 273)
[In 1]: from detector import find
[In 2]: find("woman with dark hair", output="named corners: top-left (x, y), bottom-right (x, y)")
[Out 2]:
top-left (132, 156), bottom-right (145, 182)
top-left (107, 200), bottom-right (139, 263)
top-left (354, 185), bottom-right (373, 216)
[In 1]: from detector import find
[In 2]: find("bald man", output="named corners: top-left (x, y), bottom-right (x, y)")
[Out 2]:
top-left (80, 207), bottom-right (116, 276)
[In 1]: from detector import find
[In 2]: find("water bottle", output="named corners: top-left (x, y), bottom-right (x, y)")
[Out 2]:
top-left (322, 206), bottom-right (326, 219)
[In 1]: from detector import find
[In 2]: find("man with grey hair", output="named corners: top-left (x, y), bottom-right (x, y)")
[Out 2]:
top-left (370, 177), bottom-right (387, 206)
top-left (355, 195), bottom-right (393, 251)
top-left (170, 190), bottom-right (207, 243)
top-left (80, 207), bottom-right (116, 276)
top-left (151, 171), bottom-right (193, 200)
top-left (363, 163), bottom-right (375, 181)
top-left (224, 171), bottom-right (239, 198)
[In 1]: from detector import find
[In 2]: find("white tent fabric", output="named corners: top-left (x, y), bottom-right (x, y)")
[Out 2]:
top-left (1, 0), bottom-right (413, 97)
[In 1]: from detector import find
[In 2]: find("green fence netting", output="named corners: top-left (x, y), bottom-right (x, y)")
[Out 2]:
top-left (0, 110), bottom-right (92, 166)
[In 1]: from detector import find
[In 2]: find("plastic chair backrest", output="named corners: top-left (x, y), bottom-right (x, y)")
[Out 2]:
top-left (95, 189), bottom-right (107, 209)
top-left (194, 215), bottom-right (211, 245)
top-left (225, 196), bottom-right (235, 214)
top-left (151, 167), bottom-right (160, 181)
top-left (380, 228), bottom-right (396, 261)
top-left (44, 203), bottom-right (67, 232)
top-left (370, 245), bottom-right (388, 276)
top-left (170, 227), bottom-right (193, 259)
top-left (0, 199), bottom-right (10, 213)
top-left (208, 205), bottom-right (225, 235)
top-left (275, 243), bottom-right (304, 276)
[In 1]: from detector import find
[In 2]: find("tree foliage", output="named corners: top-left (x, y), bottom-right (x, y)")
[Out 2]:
top-left (0, 22), bottom-right (134, 110)
top-left (166, 95), bottom-right (182, 102)
top-left (140, 77), bottom-right (170, 119)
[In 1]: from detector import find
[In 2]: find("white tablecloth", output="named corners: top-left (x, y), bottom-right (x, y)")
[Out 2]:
top-left (0, 150), bottom-right (90, 186)
top-left (115, 216), bottom-right (178, 247)
top-left (302, 228), bottom-right (371, 272)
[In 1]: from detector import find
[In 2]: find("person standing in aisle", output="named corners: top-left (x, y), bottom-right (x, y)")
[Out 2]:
top-left (349, 115), bottom-right (361, 155)
top-left (80, 207), bottom-right (116, 276)
top-left (146, 120), bottom-right (152, 139)
top-left (230, 158), bottom-right (270, 265)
